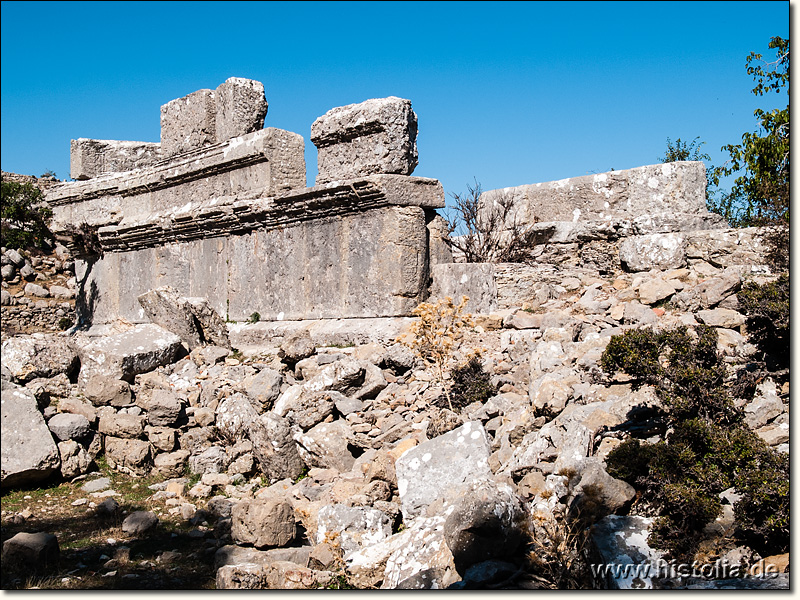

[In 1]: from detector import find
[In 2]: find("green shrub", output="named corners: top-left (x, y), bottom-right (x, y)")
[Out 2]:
top-left (1, 178), bottom-right (53, 250)
top-left (733, 447), bottom-right (789, 555)
top-left (603, 323), bottom-right (789, 560)
top-left (600, 325), bottom-right (738, 425)
top-left (434, 355), bottom-right (496, 412)
top-left (737, 273), bottom-right (789, 370)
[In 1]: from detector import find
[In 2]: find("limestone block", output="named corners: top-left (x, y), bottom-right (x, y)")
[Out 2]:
top-left (1, 532), bottom-right (59, 576)
top-left (695, 308), bottom-right (746, 329)
top-left (637, 277), bottom-right (678, 305)
top-left (619, 233), bottom-right (688, 272)
top-left (443, 480), bottom-right (525, 573)
top-left (591, 515), bottom-right (663, 589)
top-left (1, 334), bottom-right (79, 383)
top-left (743, 379), bottom-right (784, 429)
top-left (247, 412), bottom-right (305, 481)
top-left (228, 205), bottom-right (429, 321)
top-left (73, 324), bottom-right (183, 383)
top-left (293, 419), bottom-right (356, 473)
top-left (189, 445), bottom-right (230, 475)
top-left (316, 504), bottom-right (393, 559)
top-left (216, 564), bottom-right (267, 589)
top-left (1, 383), bottom-right (61, 487)
top-left (395, 421), bottom-right (492, 520)
top-left (98, 413), bottom-right (145, 438)
top-left (216, 393), bottom-right (259, 440)
top-left (214, 77), bottom-right (268, 142)
top-left (161, 88), bottom-right (217, 157)
top-left (311, 97), bottom-right (418, 183)
top-left (244, 367), bottom-right (283, 410)
top-left (70, 138), bottom-right (162, 180)
top-left (104, 437), bottom-right (152, 476)
top-left (58, 440), bottom-right (93, 480)
top-left (49, 128), bottom-right (306, 227)
top-left (153, 449), bottom-right (190, 479)
top-left (481, 162), bottom-right (707, 225)
top-left (83, 374), bottom-right (132, 407)
top-left (122, 510), bottom-right (159, 534)
top-left (48, 412), bottom-right (91, 441)
top-left (145, 388), bottom-right (184, 427)
top-left (429, 263), bottom-right (498, 314)
top-left (231, 497), bottom-right (297, 549)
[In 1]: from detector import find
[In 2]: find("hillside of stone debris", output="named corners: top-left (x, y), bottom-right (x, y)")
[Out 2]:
top-left (1, 253), bottom-right (789, 589)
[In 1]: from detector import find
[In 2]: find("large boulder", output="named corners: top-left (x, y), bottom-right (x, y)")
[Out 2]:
top-left (1, 532), bottom-right (60, 576)
top-left (316, 504), bottom-right (393, 559)
top-left (247, 412), bottom-right (305, 482)
top-left (443, 480), bottom-right (525, 573)
top-left (72, 324), bottom-right (183, 383)
top-left (395, 421), bottom-right (492, 519)
top-left (1, 334), bottom-right (79, 383)
top-left (138, 286), bottom-right (230, 350)
top-left (1, 383), bottom-right (60, 487)
top-left (231, 497), bottom-right (297, 549)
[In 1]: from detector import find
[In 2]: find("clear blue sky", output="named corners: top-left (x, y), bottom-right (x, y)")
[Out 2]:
top-left (1, 1), bottom-right (790, 204)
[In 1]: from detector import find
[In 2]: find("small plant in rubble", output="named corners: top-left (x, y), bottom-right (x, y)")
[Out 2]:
top-left (444, 179), bottom-right (531, 263)
top-left (399, 296), bottom-right (473, 411)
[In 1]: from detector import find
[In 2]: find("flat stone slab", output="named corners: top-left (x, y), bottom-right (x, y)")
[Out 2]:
top-left (481, 162), bottom-right (707, 224)
top-left (228, 317), bottom-right (415, 352)
top-left (47, 127), bottom-right (306, 228)
top-left (73, 323), bottom-right (183, 383)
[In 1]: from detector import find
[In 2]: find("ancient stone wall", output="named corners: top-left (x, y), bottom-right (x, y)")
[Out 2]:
top-left (44, 81), bottom-right (445, 329)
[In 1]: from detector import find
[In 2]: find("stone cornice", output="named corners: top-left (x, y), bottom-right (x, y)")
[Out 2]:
top-left (93, 175), bottom-right (444, 252)
top-left (45, 127), bottom-right (302, 207)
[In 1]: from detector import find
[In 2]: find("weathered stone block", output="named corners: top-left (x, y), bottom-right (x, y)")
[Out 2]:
top-left (395, 421), bottom-right (492, 519)
top-left (429, 263), bottom-right (498, 314)
top-left (73, 324), bottom-right (183, 383)
top-left (480, 162), bottom-right (707, 224)
top-left (1, 334), bottom-right (79, 383)
top-left (104, 437), bottom-right (152, 476)
top-left (70, 138), bottom-right (162, 180)
top-left (1, 383), bottom-right (61, 487)
top-left (49, 128), bottom-right (307, 227)
top-left (311, 97), bottom-right (418, 183)
top-left (215, 77), bottom-right (268, 142)
top-left (1, 532), bottom-right (59, 576)
top-left (231, 497), bottom-right (297, 549)
top-left (619, 233), bottom-right (688, 272)
top-left (161, 88), bottom-right (217, 157)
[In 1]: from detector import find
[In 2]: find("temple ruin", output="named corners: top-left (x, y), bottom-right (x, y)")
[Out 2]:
top-left (45, 76), bottom-right (752, 335)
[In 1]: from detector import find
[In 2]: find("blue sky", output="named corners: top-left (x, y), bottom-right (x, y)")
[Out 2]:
top-left (0, 1), bottom-right (790, 204)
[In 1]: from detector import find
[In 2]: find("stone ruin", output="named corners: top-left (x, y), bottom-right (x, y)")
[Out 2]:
top-left (46, 78), bottom-right (449, 333)
top-left (43, 75), bottom-right (766, 340)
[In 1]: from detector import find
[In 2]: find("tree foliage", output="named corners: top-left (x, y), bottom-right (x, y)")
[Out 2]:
top-left (712, 36), bottom-right (789, 226)
top-left (0, 177), bottom-right (53, 250)
top-left (658, 136), bottom-right (711, 163)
